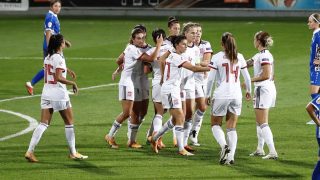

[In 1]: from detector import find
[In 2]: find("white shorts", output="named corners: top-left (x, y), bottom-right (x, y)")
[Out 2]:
top-left (195, 83), bottom-right (206, 98)
top-left (180, 90), bottom-right (186, 102)
top-left (211, 98), bottom-right (242, 116)
top-left (152, 84), bottom-right (162, 103)
top-left (119, 85), bottom-right (134, 101)
top-left (185, 89), bottom-right (195, 99)
top-left (41, 99), bottom-right (72, 112)
top-left (253, 85), bottom-right (276, 109)
top-left (162, 91), bottom-right (182, 109)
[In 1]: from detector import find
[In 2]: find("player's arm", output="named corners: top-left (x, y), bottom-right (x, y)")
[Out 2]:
top-left (240, 67), bottom-right (252, 101)
top-left (251, 64), bottom-right (271, 82)
top-left (159, 50), bottom-right (171, 85)
top-left (55, 69), bottom-right (78, 94)
top-left (45, 30), bottom-right (52, 47)
top-left (200, 52), bottom-right (212, 66)
top-left (116, 53), bottom-right (124, 66)
top-left (140, 34), bottom-right (164, 62)
top-left (205, 67), bottom-right (217, 105)
top-left (67, 68), bottom-right (76, 80)
top-left (112, 65), bottom-right (123, 81)
top-left (181, 61), bottom-right (210, 72)
top-left (306, 103), bottom-right (320, 126)
top-left (246, 58), bottom-right (254, 68)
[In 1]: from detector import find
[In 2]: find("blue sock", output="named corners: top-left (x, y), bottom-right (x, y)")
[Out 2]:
top-left (312, 161), bottom-right (320, 180)
top-left (31, 69), bottom-right (44, 86)
top-left (311, 93), bottom-right (318, 100)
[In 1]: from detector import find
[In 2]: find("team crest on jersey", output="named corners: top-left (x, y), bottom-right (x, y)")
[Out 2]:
top-left (316, 97), bottom-right (320, 104)
top-left (128, 91), bottom-right (132, 97)
top-left (173, 99), bottom-right (179, 105)
top-left (48, 22), bottom-right (52, 28)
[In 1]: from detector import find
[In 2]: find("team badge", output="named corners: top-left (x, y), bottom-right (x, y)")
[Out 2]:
top-left (173, 99), bottom-right (179, 105)
top-left (316, 97), bottom-right (320, 104)
top-left (128, 91), bottom-right (132, 97)
top-left (48, 22), bottom-right (52, 28)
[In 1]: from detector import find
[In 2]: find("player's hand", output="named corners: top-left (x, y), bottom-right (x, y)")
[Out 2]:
top-left (112, 71), bottom-right (118, 81)
top-left (72, 83), bottom-right (78, 95)
top-left (245, 92), bottom-right (251, 101)
top-left (68, 70), bottom-right (76, 80)
top-left (156, 34), bottom-right (163, 45)
top-left (314, 59), bottom-right (320, 65)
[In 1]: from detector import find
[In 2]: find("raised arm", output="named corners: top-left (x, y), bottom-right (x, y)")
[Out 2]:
top-left (140, 35), bottom-right (164, 63)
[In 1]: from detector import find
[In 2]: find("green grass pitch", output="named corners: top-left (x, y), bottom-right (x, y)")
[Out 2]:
top-left (0, 16), bottom-right (315, 179)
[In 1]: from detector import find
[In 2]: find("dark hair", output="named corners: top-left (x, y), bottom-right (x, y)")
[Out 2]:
top-left (255, 31), bottom-right (273, 48)
top-left (50, 0), bottom-right (61, 7)
top-left (168, 16), bottom-right (179, 28)
top-left (133, 24), bottom-right (147, 33)
top-left (152, 28), bottom-right (166, 44)
top-left (171, 35), bottom-right (186, 49)
top-left (221, 32), bottom-right (238, 64)
top-left (48, 34), bottom-right (64, 56)
top-left (129, 28), bottom-right (145, 44)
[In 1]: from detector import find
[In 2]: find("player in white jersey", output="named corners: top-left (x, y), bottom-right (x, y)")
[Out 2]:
top-left (180, 22), bottom-right (201, 152)
top-left (163, 16), bottom-right (180, 47)
top-left (148, 35), bottom-right (210, 156)
top-left (246, 31), bottom-right (278, 160)
top-left (206, 32), bottom-right (251, 165)
top-left (145, 29), bottom-right (172, 148)
top-left (105, 28), bottom-right (163, 149)
top-left (190, 23), bottom-right (213, 146)
top-left (25, 34), bottom-right (87, 162)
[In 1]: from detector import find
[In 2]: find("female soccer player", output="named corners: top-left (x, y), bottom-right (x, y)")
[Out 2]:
top-left (247, 31), bottom-right (278, 160)
top-left (149, 35), bottom-right (210, 156)
top-left (25, 34), bottom-right (87, 162)
top-left (105, 28), bottom-right (163, 149)
top-left (164, 16), bottom-right (180, 46)
top-left (308, 13), bottom-right (320, 101)
top-left (206, 32), bottom-right (251, 165)
top-left (306, 95), bottom-right (320, 179)
top-left (190, 23), bottom-right (213, 146)
top-left (25, 0), bottom-right (70, 95)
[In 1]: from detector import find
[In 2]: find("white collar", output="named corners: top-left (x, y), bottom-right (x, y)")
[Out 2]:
top-left (48, 10), bottom-right (58, 17)
top-left (313, 28), bottom-right (320, 35)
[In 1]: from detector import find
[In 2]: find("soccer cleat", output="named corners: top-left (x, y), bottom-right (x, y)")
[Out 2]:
top-left (306, 120), bottom-right (316, 125)
top-left (224, 159), bottom-right (235, 165)
top-left (25, 151), bottom-right (38, 162)
top-left (184, 145), bottom-right (195, 152)
top-left (25, 82), bottom-right (34, 95)
top-left (157, 137), bottom-right (166, 149)
top-left (69, 152), bottom-right (88, 160)
top-left (127, 141), bottom-right (142, 149)
top-left (148, 136), bottom-right (158, 153)
top-left (105, 135), bottom-right (119, 149)
top-left (262, 153), bottom-right (278, 160)
top-left (219, 145), bottom-right (231, 164)
top-left (178, 149), bottom-right (194, 156)
top-left (249, 150), bottom-right (266, 156)
top-left (190, 142), bottom-right (201, 147)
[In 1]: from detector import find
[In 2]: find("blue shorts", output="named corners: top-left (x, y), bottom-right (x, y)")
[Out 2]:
top-left (316, 126), bottom-right (320, 156)
top-left (310, 69), bottom-right (320, 85)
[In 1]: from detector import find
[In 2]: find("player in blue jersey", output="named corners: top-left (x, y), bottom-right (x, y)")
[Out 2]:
top-left (306, 95), bottom-right (320, 180)
top-left (308, 13), bottom-right (320, 100)
top-left (25, 0), bottom-right (63, 95)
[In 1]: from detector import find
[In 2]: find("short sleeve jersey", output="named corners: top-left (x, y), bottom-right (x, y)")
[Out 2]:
top-left (251, 49), bottom-right (274, 87)
top-left (181, 44), bottom-right (200, 90)
top-left (208, 51), bottom-right (247, 99)
top-left (161, 52), bottom-right (187, 93)
top-left (119, 44), bottom-right (144, 86)
top-left (43, 10), bottom-right (60, 52)
top-left (41, 53), bottom-right (69, 101)
top-left (195, 40), bottom-right (213, 83)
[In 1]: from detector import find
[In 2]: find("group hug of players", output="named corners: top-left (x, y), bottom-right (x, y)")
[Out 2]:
top-left (105, 17), bottom-right (278, 165)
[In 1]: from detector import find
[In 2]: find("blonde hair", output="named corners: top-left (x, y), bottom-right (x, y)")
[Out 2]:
top-left (255, 31), bottom-right (273, 48)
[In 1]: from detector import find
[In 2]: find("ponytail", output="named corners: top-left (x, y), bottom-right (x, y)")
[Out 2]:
top-left (221, 32), bottom-right (238, 64)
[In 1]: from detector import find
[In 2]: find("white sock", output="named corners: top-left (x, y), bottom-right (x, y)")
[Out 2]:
top-left (129, 123), bottom-right (139, 142)
top-left (191, 109), bottom-right (205, 140)
top-left (256, 124), bottom-right (265, 151)
top-left (183, 119), bottom-right (193, 146)
top-left (175, 125), bottom-right (184, 151)
top-left (127, 117), bottom-right (131, 139)
top-left (211, 125), bottom-right (227, 149)
top-left (27, 123), bottom-right (48, 152)
top-left (226, 128), bottom-right (237, 160)
top-left (65, 124), bottom-right (76, 154)
top-left (108, 120), bottom-right (122, 137)
top-left (153, 118), bottom-right (174, 141)
top-left (153, 114), bottom-right (163, 133)
top-left (261, 123), bottom-right (277, 154)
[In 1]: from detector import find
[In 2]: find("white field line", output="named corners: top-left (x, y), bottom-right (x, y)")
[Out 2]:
top-left (0, 57), bottom-right (115, 60)
top-left (0, 109), bottom-right (38, 141)
top-left (0, 82), bottom-right (118, 141)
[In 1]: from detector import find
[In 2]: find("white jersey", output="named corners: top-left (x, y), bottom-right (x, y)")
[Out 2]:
top-left (119, 44), bottom-right (143, 87)
top-left (208, 51), bottom-right (247, 99)
top-left (252, 49), bottom-right (274, 87)
top-left (147, 43), bottom-right (172, 86)
top-left (161, 52), bottom-right (187, 94)
top-left (163, 37), bottom-right (173, 47)
top-left (41, 53), bottom-right (69, 101)
top-left (194, 40), bottom-right (213, 84)
top-left (181, 44), bottom-right (200, 90)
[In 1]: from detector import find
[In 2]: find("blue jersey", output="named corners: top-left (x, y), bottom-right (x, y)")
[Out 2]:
top-left (43, 10), bottom-right (60, 53)
top-left (310, 29), bottom-right (320, 85)
top-left (310, 95), bottom-right (320, 156)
